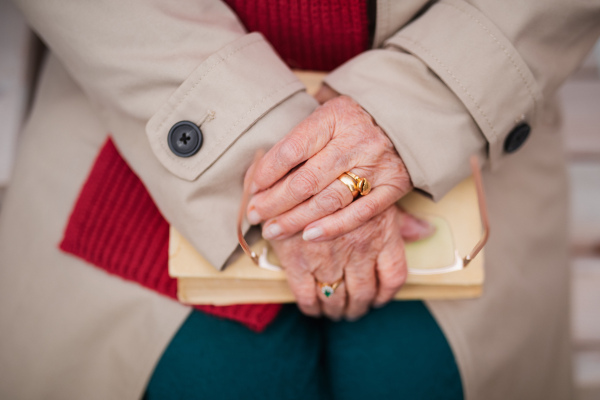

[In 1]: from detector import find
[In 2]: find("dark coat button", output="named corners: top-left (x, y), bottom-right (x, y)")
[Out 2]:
top-left (168, 121), bottom-right (203, 157)
top-left (504, 123), bottom-right (531, 153)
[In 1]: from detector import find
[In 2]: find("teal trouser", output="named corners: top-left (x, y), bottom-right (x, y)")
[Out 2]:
top-left (144, 301), bottom-right (463, 400)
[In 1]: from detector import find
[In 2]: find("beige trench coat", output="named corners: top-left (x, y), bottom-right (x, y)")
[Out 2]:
top-left (1, 0), bottom-right (599, 398)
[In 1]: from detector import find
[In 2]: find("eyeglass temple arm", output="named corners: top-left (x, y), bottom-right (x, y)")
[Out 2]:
top-left (237, 151), bottom-right (264, 266)
top-left (463, 156), bottom-right (490, 266)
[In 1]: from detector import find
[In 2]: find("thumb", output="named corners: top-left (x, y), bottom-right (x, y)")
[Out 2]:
top-left (314, 84), bottom-right (340, 104)
top-left (398, 210), bottom-right (436, 243)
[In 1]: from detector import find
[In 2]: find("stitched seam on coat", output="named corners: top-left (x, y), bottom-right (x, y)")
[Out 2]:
top-left (424, 302), bottom-right (475, 400)
top-left (397, 36), bottom-right (498, 141)
top-left (375, 0), bottom-right (389, 47)
top-left (383, 0), bottom-right (390, 46)
top-left (155, 37), bottom-right (264, 134)
top-left (442, 1), bottom-right (538, 115)
top-left (384, 0), bottom-right (390, 46)
top-left (168, 79), bottom-right (302, 173)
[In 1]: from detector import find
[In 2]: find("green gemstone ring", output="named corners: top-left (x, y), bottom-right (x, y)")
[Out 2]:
top-left (317, 277), bottom-right (343, 298)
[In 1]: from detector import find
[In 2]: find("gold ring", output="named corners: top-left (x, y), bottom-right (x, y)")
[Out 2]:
top-left (345, 172), bottom-right (372, 196)
top-left (317, 277), bottom-right (344, 298)
top-left (338, 174), bottom-right (359, 198)
top-left (337, 172), bottom-right (371, 198)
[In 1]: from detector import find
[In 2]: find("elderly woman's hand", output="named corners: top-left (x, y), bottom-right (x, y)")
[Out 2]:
top-left (270, 205), bottom-right (431, 320)
top-left (245, 95), bottom-right (413, 242)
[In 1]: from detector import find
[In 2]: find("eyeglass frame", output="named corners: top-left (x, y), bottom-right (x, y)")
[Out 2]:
top-left (237, 153), bottom-right (490, 275)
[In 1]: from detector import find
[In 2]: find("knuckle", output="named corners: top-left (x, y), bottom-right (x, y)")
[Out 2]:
top-left (383, 271), bottom-right (407, 291)
top-left (352, 289), bottom-right (376, 305)
top-left (327, 217), bottom-right (348, 238)
top-left (296, 293), bottom-right (318, 310)
top-left (346, 307), bottom-right (368, 321)
top-left (354, 239), bottom-right (372, 254)
top-left (287, 169), bottom-right (319, 202)
top-left (278, 136), bottom-right (306, 165)
top-left (277, 213), bottom-right (304, 233)
top-left (330, 145), bottom-right (353, 167)
top-left (344, 233), bottom-right (374, 254)
top-left (314, 190), bottom-right (344, 214)
top-left (355, 199), bottom-right (378, 222)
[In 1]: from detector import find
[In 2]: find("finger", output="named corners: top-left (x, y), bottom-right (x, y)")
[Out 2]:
top-left (284, 261), bottom-right (322, 317)
top-left (314, 84), bottom-right (340, 104)
top-left (372, 229), bottom-right (407, 307)
top-left (261, 176), bottom-right (356, 240)
top-left (316, 279), bottom-right (347, 321)
top-left (247, 139), bottom-right (357, 224)
top-left (249, 109), bottom-right (334, 195)
top-left (344, 257), bottom-right (378, 321)
top-left (399, 212), bottom-right (436, 243)
top-left (313, 253), bottom-right (347, 321)
top-left (243, 157), bottom-right (258, 192)
top-left (302, 185), bottom-right (399, 242)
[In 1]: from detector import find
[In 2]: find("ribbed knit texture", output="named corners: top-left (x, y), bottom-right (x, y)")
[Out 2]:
top-left (224, 0), bottom-right (369, 71)
top-left (60, 138), bottom-right (281, 332)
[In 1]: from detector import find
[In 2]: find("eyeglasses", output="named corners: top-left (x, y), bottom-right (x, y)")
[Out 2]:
top-left (237, 154), bottom-right (489, 275)
top-left (237, 150), bottom-right (283, 272)
top-left (405, 156), bottom-right (489, 275)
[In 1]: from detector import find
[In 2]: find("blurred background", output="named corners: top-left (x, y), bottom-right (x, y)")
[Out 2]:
top-left (564, 38), bottom-right (600, 400)
top-left (1, 1), bottom-right (599, 398)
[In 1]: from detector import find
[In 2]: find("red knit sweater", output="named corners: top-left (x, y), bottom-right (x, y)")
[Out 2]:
top-left (60, 1), bottom-right (369, 332)
top-left (224, 0), bottom-right (368, 71)
top-left (61, 139), bottom-right (282, 332)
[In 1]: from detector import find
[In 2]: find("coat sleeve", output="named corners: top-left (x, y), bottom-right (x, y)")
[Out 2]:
top-left (13, 0), bottom-right (318, 269)
top-left (324, 0), bottom-right (600, 199)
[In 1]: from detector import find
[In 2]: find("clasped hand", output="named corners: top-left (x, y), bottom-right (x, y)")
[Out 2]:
top-left (245, 91), bottom-right (433, 320)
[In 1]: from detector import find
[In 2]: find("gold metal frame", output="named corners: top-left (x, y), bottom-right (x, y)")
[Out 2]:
top-left (407, 156), bottom-right (490, 275)
top-left (236, 150), bottom-right (283, 271)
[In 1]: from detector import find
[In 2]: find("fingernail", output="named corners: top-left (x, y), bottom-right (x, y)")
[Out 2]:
top-left (303, 227), bottom-right (323, 241)
top-left (247, 209), bottom-right (261, 225)
top-left (262, 223), bottom-right (282, 240)
top-left (249, 182), bottom-right (259, 194)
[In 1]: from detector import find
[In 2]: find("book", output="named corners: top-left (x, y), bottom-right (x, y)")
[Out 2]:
top-left (169, 177), bottom-right (484, 305)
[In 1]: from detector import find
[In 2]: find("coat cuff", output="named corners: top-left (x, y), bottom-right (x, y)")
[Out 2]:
top-left (325, 0), bottom-right (542, 199)
top-left (146, 33), bottom-right (306, 181)
top-left (145, 32), bottom-right (317, 268)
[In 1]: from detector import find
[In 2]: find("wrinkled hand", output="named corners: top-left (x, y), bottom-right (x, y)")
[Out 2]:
top-left (271, 205), bottom-right (431, 320)
top-left (246, 95), bottom-right (412, 243)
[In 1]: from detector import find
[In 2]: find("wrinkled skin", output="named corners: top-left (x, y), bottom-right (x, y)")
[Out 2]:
top-left (245, 87), bottom-right (432, 319)
top-left (246, 94), bottom-right (413, 242)
top-left (271, 206), bottom-right (432, 320)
